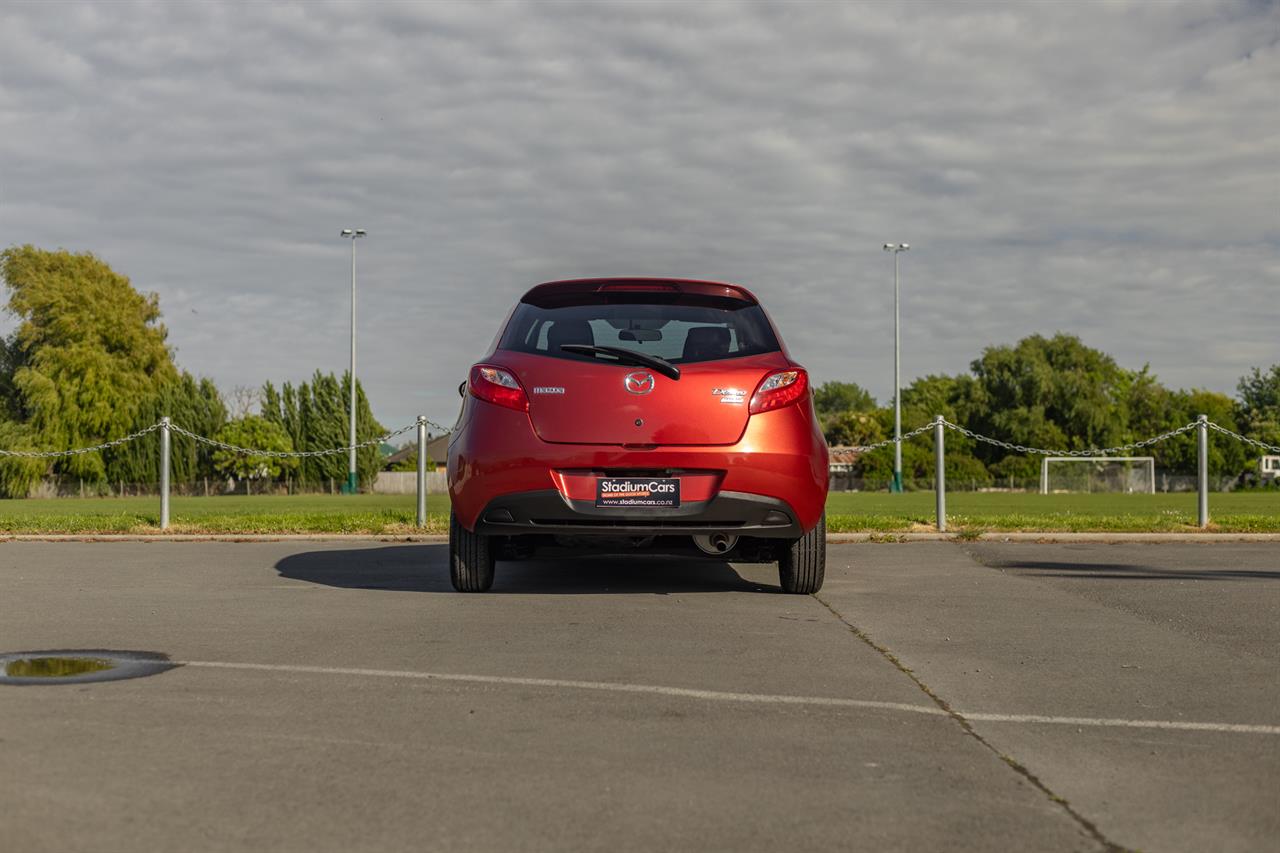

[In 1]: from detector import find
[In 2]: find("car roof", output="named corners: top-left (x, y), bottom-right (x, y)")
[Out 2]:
top-left (521, 277), bottom-right (759, 306)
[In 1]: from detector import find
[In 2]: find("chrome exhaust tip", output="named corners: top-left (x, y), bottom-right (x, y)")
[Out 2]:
top-left (693, 533), bottom-right (739, 555)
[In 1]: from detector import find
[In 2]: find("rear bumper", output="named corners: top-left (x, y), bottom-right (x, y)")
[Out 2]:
top-left (473, 489), bottom-right (803, 538)
top-left (448, 395), bottom-right (829, 533)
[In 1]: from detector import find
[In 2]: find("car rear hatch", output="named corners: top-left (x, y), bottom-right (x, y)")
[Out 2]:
top-left (495, 279), bottom-right (790, 447)
top-left (504, 351), bottom-right (788, 445)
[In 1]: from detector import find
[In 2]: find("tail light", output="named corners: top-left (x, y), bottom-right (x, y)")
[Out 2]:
top-left (749, 368), bottom-right (809, 414)
top-left (469, 365), bottom-right (528, 412)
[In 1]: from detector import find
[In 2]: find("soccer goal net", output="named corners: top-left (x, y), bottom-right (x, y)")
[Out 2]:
top-left (1039, 457), bottom-right (1156, 494)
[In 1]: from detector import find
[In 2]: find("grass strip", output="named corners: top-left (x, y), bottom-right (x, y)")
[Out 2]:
top-left (0, 492), bottom-right (1274, 535)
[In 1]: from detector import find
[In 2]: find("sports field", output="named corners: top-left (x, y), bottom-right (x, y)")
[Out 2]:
top-left (825, 490), bottom-right (1279, 533)
top-left (0, 491), bottom-right (1275, 534)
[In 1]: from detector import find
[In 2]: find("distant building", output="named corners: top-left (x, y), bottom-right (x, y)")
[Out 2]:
top-left (383, 433), bottom-right (450, 473)
top-left (1262, 455), bottom-right (1280, 481)
top-left (828, 447), bottom-right (863, 491)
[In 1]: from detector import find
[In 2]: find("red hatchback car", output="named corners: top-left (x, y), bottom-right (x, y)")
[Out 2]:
top-left (447, 278), bottom-right (829, 593)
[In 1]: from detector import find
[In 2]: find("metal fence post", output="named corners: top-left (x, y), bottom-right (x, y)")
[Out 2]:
top-left (160, 417), bottom-right (171, 530)
top-left (1197, 413), bottom-right (1209, 529)
top-left (934, 415), bottom-right (946, 532)
top-left (416, 416), bottom-right (427, 528)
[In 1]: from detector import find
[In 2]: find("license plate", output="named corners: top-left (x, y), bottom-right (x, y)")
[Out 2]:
top-left (595, 477), bottom-right (681, 508)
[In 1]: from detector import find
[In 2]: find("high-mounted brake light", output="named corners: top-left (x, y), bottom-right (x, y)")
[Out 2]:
top-left (469, 365), bottom-right (528, 412)
top-left (749, 369), bottom-right (809, 414)
top-left (597, 283), bottom-right (678, 293)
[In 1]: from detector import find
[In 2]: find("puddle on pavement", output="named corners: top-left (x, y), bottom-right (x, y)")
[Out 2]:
top-left (5, 656), bottom-right (115, 679)
top-left (0, 650), bottom-right (176, 685)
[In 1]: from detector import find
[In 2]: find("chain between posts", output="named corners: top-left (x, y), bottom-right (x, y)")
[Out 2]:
top-left (834, 419), bottom-right (1221, 457)
top-left (167, 420), bottom-right (449, 458)
top-left (1205, 422), bottom-right (1280, 455)
top-left (0, 419), bottom-right (452, 460)
top-left (838, 421), bottom-right (937, 453)
top-left (937, 419), bottom-right (1204, 457)
top-left (0, 417), bottom-right (1272, 463)
top-left (0, 422), bottom-right (167, 459)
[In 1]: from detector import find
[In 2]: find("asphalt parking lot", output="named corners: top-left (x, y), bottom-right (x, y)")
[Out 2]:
top-left (0, 541), bottom-right (1276, 852)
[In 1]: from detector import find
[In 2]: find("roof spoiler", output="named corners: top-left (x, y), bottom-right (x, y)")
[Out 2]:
top-left (521, 278), bottom-right (758, 308)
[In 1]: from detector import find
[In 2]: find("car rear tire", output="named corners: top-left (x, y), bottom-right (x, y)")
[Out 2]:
top-left (449, 511), bottom-right (495, 592)
top-left (778, 513), bottom-right (825, 594)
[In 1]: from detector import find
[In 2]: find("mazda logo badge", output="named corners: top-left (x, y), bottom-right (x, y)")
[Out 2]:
top-left (624, 371), bottom-right (655, 395)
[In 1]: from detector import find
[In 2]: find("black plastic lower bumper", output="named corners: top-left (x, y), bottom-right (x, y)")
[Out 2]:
top-left (472, 489), bottom-right (802, 539)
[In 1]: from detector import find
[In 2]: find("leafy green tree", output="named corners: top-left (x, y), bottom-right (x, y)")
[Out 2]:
top-left (968, 333), bottom-right (1128, 452)
top-left (822, 411), bottom-right (884, 447)
top-left (1154, 390), bottom-right (1249, 479)
top-left (855, 374), bottom-right (990, 488)
top-left (104, 373), bottom-right (227, 487)
top-left (813, 381), bottom-right (876, 416)
top-left (1236, 365), bottom-right (1280, 455)
top-left (0, 246), bottom-right (177, 481)
top-left (0, 421), bottom-right (47, 498)
top-left (1118, 367), bottom-right (1176, 446)
top-left (1238, 365), bottom-right (1280, 415)
top-left (211, 416), bottom-right (298, 490)
top-left (261, 371), bottom-right (385, 489)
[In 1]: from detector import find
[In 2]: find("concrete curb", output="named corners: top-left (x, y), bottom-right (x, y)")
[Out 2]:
top-left (1, 532), bottom-right (1278, 544)
top-left (0, 533), bottom-right (451, 543)
top-left (827, 532), bottom-right (1280, 543)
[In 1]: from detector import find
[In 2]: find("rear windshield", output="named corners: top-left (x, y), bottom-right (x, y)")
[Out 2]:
top-left (498, 297), bottom-right (781, 365)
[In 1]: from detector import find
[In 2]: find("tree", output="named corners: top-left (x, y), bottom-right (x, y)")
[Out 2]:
top-left (813, 381), bottom-right (876, 416)
top-left (261, 371), bottom-right (385, 489)
top-left (211, 416), bottom-right (298, 490)
top-left (1236, 365), bottom-right (1280, 457)
top-left (104, 372), bottom-right (228, 487)
top-left (0, 246), bottom-right (177, 481)
top-left (1148, 390), bottom-right (1248, 479)
top-left (822, 411), bottom-right (884, 447)
top-left (965, 334), bottom-right (1134, 475)
top-left (901, 374), bottom-right (978, 423)
top-left (225, 385), bottom-right (262, 419)
top-left (0, 421), bottom-right (46, 498)
top-left (970, 334), bottom-right (1129, 446)
top-left (1238, 365), bottom-right (1280, 416)
top-left (857, 374), bottom-right (990, 488)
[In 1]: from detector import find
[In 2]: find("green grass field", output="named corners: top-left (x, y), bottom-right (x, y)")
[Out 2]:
top-left (0, 490), bottom-right (1275, 534)
top-left (824, 491), bottom-right (1280, 533)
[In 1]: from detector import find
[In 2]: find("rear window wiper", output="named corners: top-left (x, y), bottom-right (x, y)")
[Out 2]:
top-left (559, 344), bottom-right (681, 380)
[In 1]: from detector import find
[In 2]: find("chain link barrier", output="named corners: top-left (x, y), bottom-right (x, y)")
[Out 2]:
top-left (0, 415), bottom-right (1273, 463)
top-left (0, 418), bottom-right (453, 460)
top-left (833, 418), bottom-right (1274, 459)
top-left (1205, 421), bottom-right (1280, 455)
top-left (838, 421), bottom-right (938, 453)
top-left (939, 418), bottom-right (1202, 457)
top-left (0, 422), bottom-right (166, 459)
top-left (168, 421), bottom-right (427, 458)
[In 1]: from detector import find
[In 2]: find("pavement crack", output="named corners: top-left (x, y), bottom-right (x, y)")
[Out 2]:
top-left (813, 592), bottom-right (1128, 853)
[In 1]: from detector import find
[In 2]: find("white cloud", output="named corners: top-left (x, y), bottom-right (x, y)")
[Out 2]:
top-left (0, 0), bottom-right (1275, 429)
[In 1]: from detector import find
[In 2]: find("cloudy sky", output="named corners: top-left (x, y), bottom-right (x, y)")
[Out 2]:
top-left (1, 0), bottom-right (1276, 431)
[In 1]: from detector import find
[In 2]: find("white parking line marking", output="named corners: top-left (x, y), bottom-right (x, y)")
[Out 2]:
top-left (178, 660), bottom-right (1280, 736)
top-left (964, 713), bottom-right (1280, 736)
top-left (180, 660), bottom-right (946, 717)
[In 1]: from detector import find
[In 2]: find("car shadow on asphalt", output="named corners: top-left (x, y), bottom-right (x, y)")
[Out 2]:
top-left (274, 545), bottom-right (771, 594)
top-left (991, 561), bottom-right (1280, 582)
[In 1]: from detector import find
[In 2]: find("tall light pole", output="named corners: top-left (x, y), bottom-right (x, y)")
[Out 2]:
top-left (883, 242), bottom-right (910, 493)
top-left (340, 228), bottom-right (366, 494)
